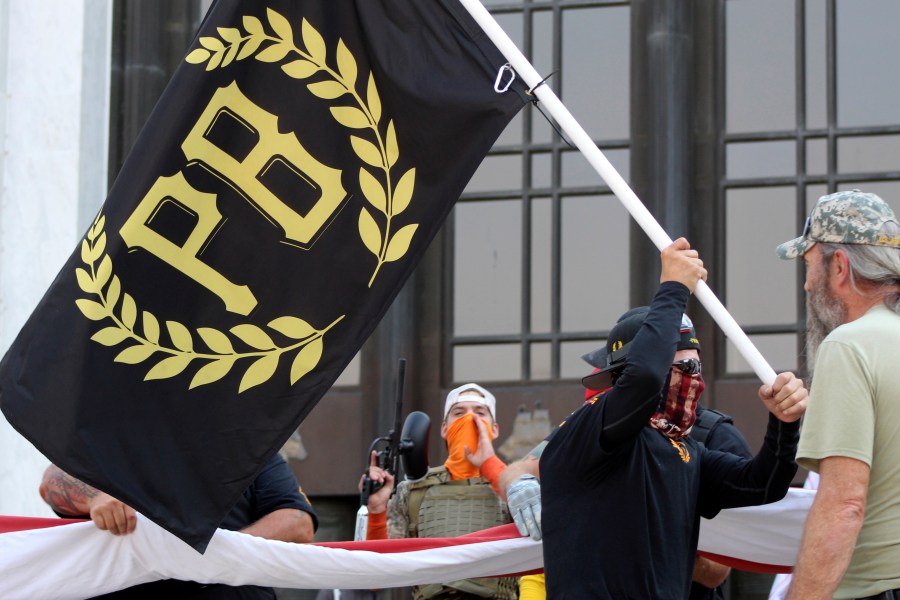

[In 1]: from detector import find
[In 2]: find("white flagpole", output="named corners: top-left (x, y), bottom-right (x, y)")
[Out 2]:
top-left (459, 0), bottom-right (778, 386)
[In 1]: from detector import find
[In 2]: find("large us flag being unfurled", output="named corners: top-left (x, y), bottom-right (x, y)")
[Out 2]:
top-left (0, 488), bottom-right (813, 599)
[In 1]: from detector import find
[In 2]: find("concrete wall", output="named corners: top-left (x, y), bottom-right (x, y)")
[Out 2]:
top-left (0, 0), bottom-right (111, 517)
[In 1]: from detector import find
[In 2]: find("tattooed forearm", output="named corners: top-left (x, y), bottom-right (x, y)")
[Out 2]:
top-left (526, 441), bottom-right (548, 461)
top-left (40, 465), bottom-right (98, 516)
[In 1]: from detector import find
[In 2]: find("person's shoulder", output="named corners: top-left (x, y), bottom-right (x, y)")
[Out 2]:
top-left (690, 406), bottom-right (726, 443)
top-left (253, 453), bottom-right (290, 478)
top-left (861, 304), bottom-right (900, 333)
top-left (704, 415), bottom-right (752, 457)
top-left (402, 466), bottom-right (448, 491)
top-left (390, 478), bottom-right (412, 512)
top-left (818, 309), bottom-right (897, 363)
top-left (833, 304), bottom-right (899, 338)
top-left (242, 453), bottom-right (295, 494)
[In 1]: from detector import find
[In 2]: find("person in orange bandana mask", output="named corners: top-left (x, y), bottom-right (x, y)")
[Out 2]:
top-left (440, 384), bottom-right (505, 484)
top-left (360, 383), bottom-right (518, 599)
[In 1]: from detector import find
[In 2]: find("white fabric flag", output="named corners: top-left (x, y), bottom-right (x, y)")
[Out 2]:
top-left (0, 488), bottom-right (813, 600)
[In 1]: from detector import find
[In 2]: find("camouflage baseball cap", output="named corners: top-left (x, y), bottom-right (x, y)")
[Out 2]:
top-left (776, 189), bottom-right (900, 260)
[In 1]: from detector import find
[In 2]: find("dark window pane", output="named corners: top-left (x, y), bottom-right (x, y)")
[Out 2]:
top-left (805, 138), bottom-right (828, 175)
top-left (726, 141), bottom-right (796, 179)
top-left (493, 11), bottom-right (523, 49)
top-left (806, 0), bottom-right (828, 129)
top-left (454, 201), bottom-right (522, 336)
top-left (562, 6), bottom-right (630, 140)
top-left (837, 135), bottom-right (900, 174)
top-left (726, 0), bottom-right (795, 132)
top-left (837, 0), bottom-right (900, 127)
top-left (531, 152), bottom-right (553, 188)
top-left (561, 340), bottom-right (603, 379)
top-left (454, 344), bottom-right (520, 382)
top-left (725, 334), bottom-right (798, 375)
top-left (531, 197), bottom-right (552, 334)
top-left (726, 187), bottom-right (798, 327)
top-left (531, 10), bottom-right (555, 144)
top-left (807, 184), bottom-right (828, 214)
top-left (561, 194), bottom-right (628, 332)
top-left (465, 154), bottom-right (522, 194)
top-left (562, 148), bottom-right (630, 188)
top-left (530, 342), bottom-right (552, 381)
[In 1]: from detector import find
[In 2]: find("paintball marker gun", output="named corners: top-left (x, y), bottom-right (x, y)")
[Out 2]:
top-left (359, 358), bottom-right (431, 507)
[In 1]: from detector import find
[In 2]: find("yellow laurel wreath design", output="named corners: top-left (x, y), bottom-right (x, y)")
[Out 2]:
top-left (668, 438), bottom-right (691, 464)
top-left (186, 9), bottom-right (419, 287)
top-left (75, 213), bottom-right (344, 393)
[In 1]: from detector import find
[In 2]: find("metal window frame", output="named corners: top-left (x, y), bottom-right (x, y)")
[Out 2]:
top-left (716, 0), bottom-right (900, 378)
top-left (446, 0), bottom-right (630, 386)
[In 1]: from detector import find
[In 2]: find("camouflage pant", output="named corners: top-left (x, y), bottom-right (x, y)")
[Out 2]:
top-left (412, 576), bottom-right (519, 600)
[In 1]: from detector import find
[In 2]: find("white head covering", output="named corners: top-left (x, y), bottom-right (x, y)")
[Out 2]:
top-left (443, 383), bottom-right (496, 420)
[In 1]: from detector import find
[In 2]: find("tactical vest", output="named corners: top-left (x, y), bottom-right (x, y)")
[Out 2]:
top-left (407, 467), bottom-right (518, 600)
top-left (690, 408), bottom-right (732, 446)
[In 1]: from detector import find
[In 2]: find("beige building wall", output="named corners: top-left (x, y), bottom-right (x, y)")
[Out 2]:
top-left (0, 0), bottom-right (111, 517)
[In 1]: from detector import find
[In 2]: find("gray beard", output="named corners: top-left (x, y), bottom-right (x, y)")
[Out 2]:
top-left (805, 276), bottom-right (847, 376)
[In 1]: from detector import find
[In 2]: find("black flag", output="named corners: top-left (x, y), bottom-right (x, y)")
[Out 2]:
top-left (0, 0), bottom-right (526, 551)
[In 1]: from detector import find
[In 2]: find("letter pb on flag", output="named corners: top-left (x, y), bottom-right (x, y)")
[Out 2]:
top-left (0, 0), bottom-right (527, 552)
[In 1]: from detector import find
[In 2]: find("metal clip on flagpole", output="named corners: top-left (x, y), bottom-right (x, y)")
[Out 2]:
top-left (459, 0), bottom-right (777, 386)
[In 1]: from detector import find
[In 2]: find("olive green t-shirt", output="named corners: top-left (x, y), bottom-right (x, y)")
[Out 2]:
top-left (797, 304), bottom-right (900, 599)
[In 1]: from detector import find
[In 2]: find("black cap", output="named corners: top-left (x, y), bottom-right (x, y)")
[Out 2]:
top-left (581, 307), bottom-right (700, 390)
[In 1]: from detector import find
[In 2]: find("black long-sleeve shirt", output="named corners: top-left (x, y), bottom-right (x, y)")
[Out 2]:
top-left (540, 282), bottom-right (799, 600)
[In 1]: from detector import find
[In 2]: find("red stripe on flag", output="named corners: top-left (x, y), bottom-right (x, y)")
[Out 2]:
top-left (0, 517), bottom-right (790, 576)
top-left (313, 523), bottom-right (520, 552)
top-left (0, 516), bottom-right (85, 534)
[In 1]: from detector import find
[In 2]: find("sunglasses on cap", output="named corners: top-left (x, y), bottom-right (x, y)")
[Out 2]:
top-left (801, 215), bottom-right (812, 239)
top-left (672, 358), bottom-right (701, 375)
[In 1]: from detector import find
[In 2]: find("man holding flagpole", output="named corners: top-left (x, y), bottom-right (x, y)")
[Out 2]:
top-left (501, 237), bottom-right (808, 599)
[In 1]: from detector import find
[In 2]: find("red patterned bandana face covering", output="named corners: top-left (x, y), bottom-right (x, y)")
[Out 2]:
top-left (649, 371), bottom-right (705, 440)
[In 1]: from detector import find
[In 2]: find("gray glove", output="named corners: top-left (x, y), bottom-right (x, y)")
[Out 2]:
top-left (506, 474), bottom-right (542, 541)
